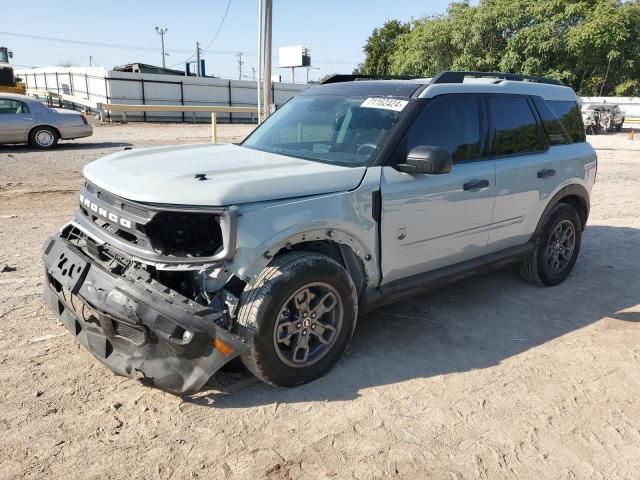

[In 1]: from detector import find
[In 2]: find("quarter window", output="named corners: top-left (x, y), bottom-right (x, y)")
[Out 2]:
top-left (403, 95), bottom-right (482, 163)
top-left (489, 96), bottom-right (546, 156)
top-left (548, 100), bottom-right (586, 143)
top-left (531, 96), bottom-right (571, 146)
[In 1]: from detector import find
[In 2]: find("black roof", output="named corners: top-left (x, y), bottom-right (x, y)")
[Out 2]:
top-left (301, 80), bottom-right (424, 98)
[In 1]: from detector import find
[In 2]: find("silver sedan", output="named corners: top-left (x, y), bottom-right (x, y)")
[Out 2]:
top-left (0, 93), bottom-right (93, 149)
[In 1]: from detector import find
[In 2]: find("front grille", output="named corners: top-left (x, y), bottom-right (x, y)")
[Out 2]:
top-left (79, 183), bottom-right (223, 258)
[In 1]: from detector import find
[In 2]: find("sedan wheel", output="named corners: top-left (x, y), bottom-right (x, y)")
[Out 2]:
top-left (29, 126), bottom-right (59, 149)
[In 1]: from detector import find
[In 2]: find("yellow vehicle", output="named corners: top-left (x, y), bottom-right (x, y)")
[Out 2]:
top-left (0, 47), bottom-right (26, 95)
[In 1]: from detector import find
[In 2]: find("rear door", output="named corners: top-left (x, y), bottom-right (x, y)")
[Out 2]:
top-left (0, 99), bottom-right (33, 143)
top-left (486, 95), bottom-right (559, 250)
top-left (380, 94), bottom-right (496, 285)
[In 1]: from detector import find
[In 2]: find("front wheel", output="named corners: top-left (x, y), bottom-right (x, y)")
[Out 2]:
top-left (520, 203), bottom-right (582, 286)
top-left (237, 252), bottom-right (358, 387)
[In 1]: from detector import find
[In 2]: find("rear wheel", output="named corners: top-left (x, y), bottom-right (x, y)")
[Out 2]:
top-left (237, 252), bottom-right (358, 387)
top-left (29, 126), bottom-right (59, 149)
top-left (520, 203), bottom-right (582, 286)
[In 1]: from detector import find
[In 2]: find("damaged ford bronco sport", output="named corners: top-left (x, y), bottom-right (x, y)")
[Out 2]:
top-left (43, 71), bottom-right (596, 394)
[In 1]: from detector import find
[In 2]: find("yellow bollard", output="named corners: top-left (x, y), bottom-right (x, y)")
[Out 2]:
top-left (630, 129), bottom-right (635, 141)
top-left (211, 112), bottom-right (217, 143)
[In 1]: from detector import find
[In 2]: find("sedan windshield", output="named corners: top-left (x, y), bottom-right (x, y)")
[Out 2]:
top-left (242, 95), bottom-right (406, 167)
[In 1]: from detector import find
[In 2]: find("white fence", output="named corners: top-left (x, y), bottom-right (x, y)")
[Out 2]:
top-left (15, 66), bottom-right (306, 123)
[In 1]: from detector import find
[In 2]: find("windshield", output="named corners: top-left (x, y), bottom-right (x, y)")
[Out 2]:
top-left (242, 94), bottom-right (407, 167)
top-left (0, 50), bottom-right (8, 63)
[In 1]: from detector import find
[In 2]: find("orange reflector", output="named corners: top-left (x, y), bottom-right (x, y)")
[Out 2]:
top-left (213, 337), bottom-right (233, 356)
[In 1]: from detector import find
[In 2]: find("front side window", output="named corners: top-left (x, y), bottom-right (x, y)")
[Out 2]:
top-left (401, 95), bottom-right (482, 163)
top-left (0, 99), bottom-right (28, 114)
top-left (489, 96), bottom-right (546, 156)
top-left (242, 95), bottom-right (405, 167)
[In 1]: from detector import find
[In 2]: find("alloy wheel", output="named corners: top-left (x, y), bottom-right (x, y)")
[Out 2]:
top-left (546, 220), bottom-right (576, 273)
top-left (273, 282), bottom-right (343, 368)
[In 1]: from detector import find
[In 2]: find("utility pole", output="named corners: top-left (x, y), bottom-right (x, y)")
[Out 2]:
top-left (155, 26), bottom-right (168, 68)
top-left (237, 52), bottom-right (244, 80)
top-left (262, 0), bottom-right (273, 118)
top-left (195, 41), bottom-right (201, 77)
top-left (252, 67), bottom-right (256, 81)
top-left (89, 56), bottom-right (93, 67)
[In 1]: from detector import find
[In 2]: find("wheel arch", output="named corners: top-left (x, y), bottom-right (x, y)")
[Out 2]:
top-left (271, 239), bottom-right (369, 296)
top-left (231, 226), bottom-right (377, 298)
top-left (532, 184), bottom-right (590, 239)
top-left (28, 124), bottom-right (61, 141)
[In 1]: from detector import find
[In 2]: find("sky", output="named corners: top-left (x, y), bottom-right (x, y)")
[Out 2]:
top-left (1, 0), bottom-right (466, 83)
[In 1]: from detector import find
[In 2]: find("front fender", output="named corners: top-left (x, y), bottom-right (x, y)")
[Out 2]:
top-left (227, 168), bottom-right (382, 288)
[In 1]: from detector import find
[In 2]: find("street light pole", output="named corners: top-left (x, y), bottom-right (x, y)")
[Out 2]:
top-left (196, 41), bottom-right (201, 77)
top-left (155, 26), bottom-right (168, 68)
top-left (257, 0), bottom-right (263, 123)
top-left (262, 0), bottom-right (273, 117)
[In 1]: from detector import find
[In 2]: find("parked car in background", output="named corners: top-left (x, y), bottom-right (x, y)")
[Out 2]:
top-left (582, 103), bottom-right (625, 133)
top-left (0, 93), bottom-right (92, 149)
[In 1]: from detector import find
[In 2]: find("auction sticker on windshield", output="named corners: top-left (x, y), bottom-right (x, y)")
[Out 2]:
top-left (361, 97), bottom-right (409, 112)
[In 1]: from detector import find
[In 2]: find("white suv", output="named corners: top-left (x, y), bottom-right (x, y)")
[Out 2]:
top-left (43, 71), bottom-right (597, 393)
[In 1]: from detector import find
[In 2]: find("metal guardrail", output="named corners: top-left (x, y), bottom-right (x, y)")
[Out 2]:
top-left (97, 103), bottom-right (260, 142)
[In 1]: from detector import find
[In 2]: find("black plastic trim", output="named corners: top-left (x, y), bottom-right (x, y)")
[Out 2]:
top-left (532, 184), bottom-right (590, 235)
top-left (361, 243), bottom-right (534, 313)
top-left (371, 190), bottom-right (381, 223)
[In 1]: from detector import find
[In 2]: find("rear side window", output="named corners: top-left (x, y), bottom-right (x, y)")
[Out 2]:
top-left (548, 101), bottom-right (585, 143)
top-left (531, 97), bottom-right (571, 146)
top-left (489, 96), bottom-right (547, 156)
top-left (0, 99), bottom-right (29, 114)
top-left (403, 95), bottom-right (482, 163)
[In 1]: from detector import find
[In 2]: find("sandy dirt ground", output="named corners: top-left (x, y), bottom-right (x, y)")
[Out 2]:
top-left (1, 123), bottom-right (639, 480)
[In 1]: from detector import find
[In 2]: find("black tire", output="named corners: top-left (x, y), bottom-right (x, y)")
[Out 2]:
top-left (29, 126), bottom-right (59, 149)
top-left (616, 120), bottom-right (624, 132)
top-left (520, 203), bottom-right (582, 286)
top-left (237, 251), bottom-right (358, 387)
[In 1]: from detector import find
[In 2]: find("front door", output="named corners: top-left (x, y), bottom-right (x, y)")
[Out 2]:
top-left (380, 94), bottom-right (496, 285)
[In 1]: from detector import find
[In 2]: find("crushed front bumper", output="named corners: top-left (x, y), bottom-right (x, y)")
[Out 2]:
top-left (42, 234), bottom-right (247, 395)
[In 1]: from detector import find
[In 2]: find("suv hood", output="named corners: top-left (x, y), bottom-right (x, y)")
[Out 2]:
top-left (83, 143), bottom-right (367, 206)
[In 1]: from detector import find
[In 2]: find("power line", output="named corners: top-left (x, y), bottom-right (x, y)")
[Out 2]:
top-left (203, 0), bottom-right (232, 52)
top-left (169, 0), bottom-right (232, 69)
top-left (0, 30), bottom-right (191, 53)
top-left (0, 30), bottom-right (361, 66)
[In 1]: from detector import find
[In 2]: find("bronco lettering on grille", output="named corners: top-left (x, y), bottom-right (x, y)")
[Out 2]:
top-left (79, 194), bottom-right (133, 229)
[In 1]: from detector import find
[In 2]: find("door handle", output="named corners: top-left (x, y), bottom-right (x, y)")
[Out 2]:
top-left (537, 168), bottom-right (556, 179)
top-left (21, 117), bottom-right (33, 121)
top-left (463, 179), bottom-right (490, 191)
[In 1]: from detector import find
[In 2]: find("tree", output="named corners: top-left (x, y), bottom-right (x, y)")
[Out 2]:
top-left (358, 20), bottom-right (410, 75)
top-left (360, 0), bottom-right (640, 95)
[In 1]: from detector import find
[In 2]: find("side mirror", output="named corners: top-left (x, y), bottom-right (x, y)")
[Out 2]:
top-left (396, 145), bottom-right (452, 175)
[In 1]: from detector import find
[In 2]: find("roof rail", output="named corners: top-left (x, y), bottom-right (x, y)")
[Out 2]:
top-left (430, 71), bottom-right (563, 86)
top-left (320, 74), bottom-right (421, 85)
